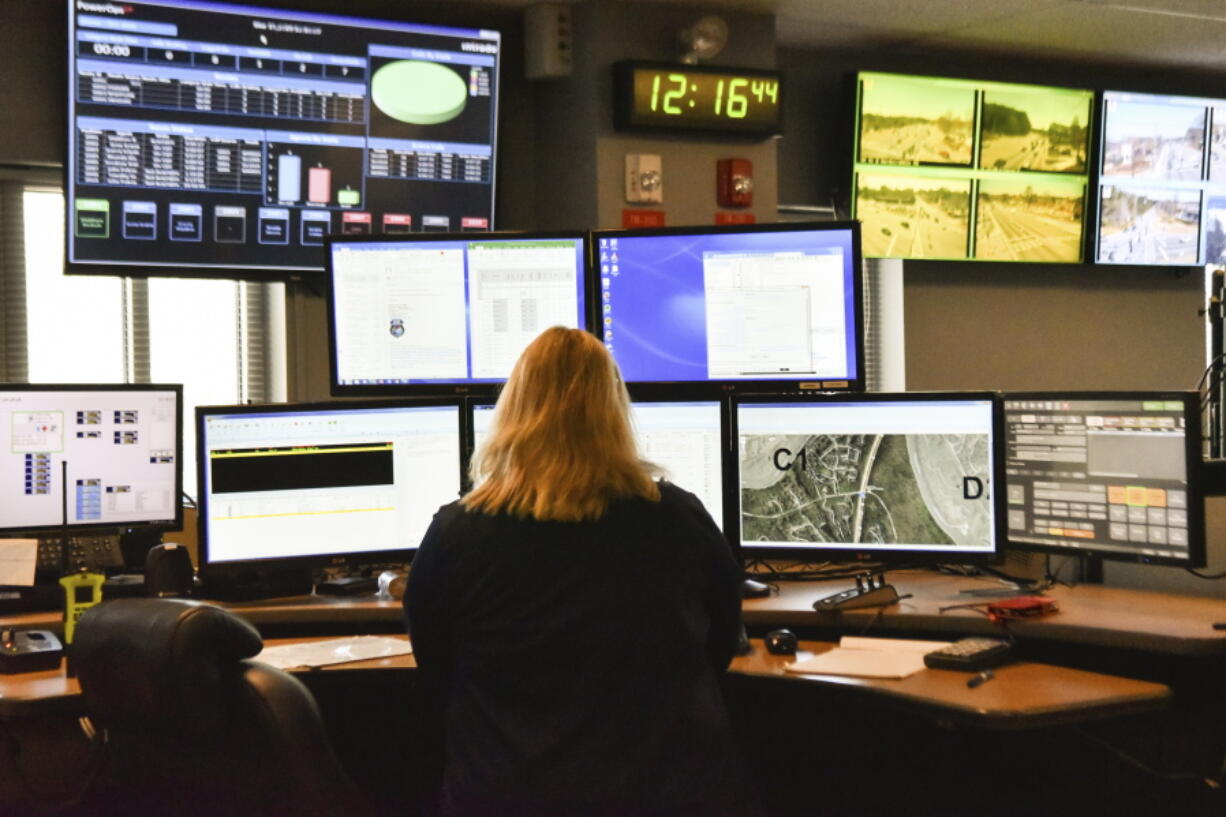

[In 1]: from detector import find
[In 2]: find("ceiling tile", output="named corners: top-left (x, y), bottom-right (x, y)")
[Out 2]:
top-left (917, 3), bottom-right (1226, 68)
top-left (775, 0), bottom-right (1064, 35)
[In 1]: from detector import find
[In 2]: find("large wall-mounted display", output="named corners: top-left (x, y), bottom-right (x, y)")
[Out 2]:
top-left (67, 0), bottom-right (500, 277)
top-left (1095, 90), bottom-right (1226, 266)
top-left (851, 72), bottom-right (1093, 263)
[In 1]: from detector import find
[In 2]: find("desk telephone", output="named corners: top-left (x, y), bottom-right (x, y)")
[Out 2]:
top-left (35, 533), bottom-right (124, 577)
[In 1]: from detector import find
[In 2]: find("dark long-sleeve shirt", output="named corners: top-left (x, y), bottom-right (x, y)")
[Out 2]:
top-left (405, 481), bottom-right (753, 817)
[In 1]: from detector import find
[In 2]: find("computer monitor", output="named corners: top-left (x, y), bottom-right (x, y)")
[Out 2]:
top-left (67, 0), bottom-right (501, 278)
top-left (196, 399), bottom-right (463, 575)
top-left (1095, 91), bottom-right (1214, 266)
top-left (0, 384), bottom-right (182, 535)
top-left (590, 221), bottom-right (864, 396)
top-left (733, 392), bottom-right (1002, 563)
top-left (1001, 392), bottom-right (1205, 567)
top-left (467, 395), bottom-right (728, 530)
top-left (327, 232), bottom-right (589, 395)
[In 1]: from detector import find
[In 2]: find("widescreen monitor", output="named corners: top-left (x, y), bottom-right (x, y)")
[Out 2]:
top-left (0, 384), bottom-right (182, 535)
top-left (67, 0), bottom-right (501, 277)
top-left (1001, 392), bottom-right (1204, 567)
top-left (851, 72), bottom-right (1093, 263)
top-left (196, 399), bottom-right (463, 570)
top-left (1095, 90), bottom-right (1226, 266)
top-left (733, 392), bottom-right (1002, 562)
top-left (469, 396), bottom-right (728, 529)
top-left (590, 222), bottom-right (863, 395)
top-left (327, 232), bottom-right (589, 395)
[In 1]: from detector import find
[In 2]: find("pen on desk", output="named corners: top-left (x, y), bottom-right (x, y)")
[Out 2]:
top-left (967, 669), bottom-right (994, 689)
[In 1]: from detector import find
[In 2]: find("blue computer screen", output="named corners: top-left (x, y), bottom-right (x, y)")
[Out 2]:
top-left (594, 224), bottom-right (861, 386)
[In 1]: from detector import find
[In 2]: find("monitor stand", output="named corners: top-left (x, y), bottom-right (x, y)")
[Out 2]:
top-left (811, 570), bottom-right (899, 611)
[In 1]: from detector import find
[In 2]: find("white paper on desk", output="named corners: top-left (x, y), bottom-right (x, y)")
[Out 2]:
top-left (255, 636), bottom-right (412, 671)
top-left (0, 539), bottom-right (38, 587)
top-left (785, 636), bottom-right (953, 679)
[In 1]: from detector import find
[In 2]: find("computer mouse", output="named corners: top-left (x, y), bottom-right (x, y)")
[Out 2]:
top-left (764, 628), bottom-right (798, 655)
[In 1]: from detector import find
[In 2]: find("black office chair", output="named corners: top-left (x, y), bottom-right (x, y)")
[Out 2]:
top-left (73, 598), bottom-right (363, 817)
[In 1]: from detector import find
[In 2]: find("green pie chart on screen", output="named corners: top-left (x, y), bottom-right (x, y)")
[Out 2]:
top-left (372, 60), bottom-right (468, 125)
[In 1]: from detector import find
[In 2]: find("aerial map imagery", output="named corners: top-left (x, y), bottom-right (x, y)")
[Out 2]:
top-left (740, 432), bottom-right (992, 549)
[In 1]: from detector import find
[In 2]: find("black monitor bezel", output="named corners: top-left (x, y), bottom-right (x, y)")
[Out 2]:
top-left (325, 230), bottom-right (593, 397)
top-left (0, 382), bottom-right (184, 536)
top-left (588, 220), bottom-right (866, 398)
top-left (731, 390), bottom-right (1005, 565)
top-left (1000, 390), bottom-right (1206, 568)
top-left (195, 396), bottom-right (465, 574)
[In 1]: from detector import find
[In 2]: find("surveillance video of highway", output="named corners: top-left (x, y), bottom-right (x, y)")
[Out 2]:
top-left (856, 174), bottom-right (970, 259)
top-left (975, 176), bottom-right (1085, 262)
top-left (978, 88), bottom-right (1090, 174)
top-left (853, 73), bottom-right (1093, 263)
top-left (857, 75), bottom-right (975, 166)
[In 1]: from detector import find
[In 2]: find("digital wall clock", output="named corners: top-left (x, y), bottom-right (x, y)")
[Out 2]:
top-left (613, 61), bottom-right (783, 137)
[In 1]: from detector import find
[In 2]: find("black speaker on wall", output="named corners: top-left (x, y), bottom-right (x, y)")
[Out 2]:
top-left (145, 544), bottom-right (194, 598)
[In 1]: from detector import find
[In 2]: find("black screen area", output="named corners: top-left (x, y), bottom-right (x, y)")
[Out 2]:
top-left (209, 445), bottom-right (393, 493)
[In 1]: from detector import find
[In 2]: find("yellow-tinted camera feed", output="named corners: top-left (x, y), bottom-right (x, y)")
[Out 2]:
top-left (858, 75), bottom-right (974, 166)
top-left (852, 73), bottom-right (1092, 262)
top-left (979, 88), bottom-right (1090, 174)
top-left (975, 176), bottom-right (1085, 262)
top-left (856, 173), bottom-right (970, 260)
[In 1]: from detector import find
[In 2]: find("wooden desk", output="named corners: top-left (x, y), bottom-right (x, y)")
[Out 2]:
top-left (8, 572), bottom-right (1223, 656)
top-left (0, 635), bottom-right (1168, 731)
top-left (743, 570), bottom-right (1226, 656)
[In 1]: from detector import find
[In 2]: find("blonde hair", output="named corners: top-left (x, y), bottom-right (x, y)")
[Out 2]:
top-left (463, 327), bottom-right (661, 522)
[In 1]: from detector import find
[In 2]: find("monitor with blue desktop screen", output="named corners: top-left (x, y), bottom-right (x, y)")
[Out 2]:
top-left (591, 222), bottom-right (863, 395)
top-left (327, 232), bottom-right (589, 395)
top-left (197, 399), bottom-right (463, 570)
top-left (734, 392), bottom-right (1002, 562)
top-left (469, 397), bottom-right (727, 528)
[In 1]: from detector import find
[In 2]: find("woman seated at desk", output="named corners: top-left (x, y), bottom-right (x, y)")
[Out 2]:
top-left (406, 327), bottom-right (756, 817)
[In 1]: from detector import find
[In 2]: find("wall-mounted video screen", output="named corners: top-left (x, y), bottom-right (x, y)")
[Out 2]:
top-left (67, 0), bottom-right (500, 278)
top-left (1095, 90), bottom-right (1226, 266)
top-left (327, 232), bottom-right (588, 395)
top-left (590, 222), bottom-right (863, 396)
top-left (851, 72), bottom-right (1093, 263)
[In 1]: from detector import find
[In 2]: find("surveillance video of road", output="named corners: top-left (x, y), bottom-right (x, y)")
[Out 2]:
top-left (1102, 100), bottom-right (1204, 182)
top-left (978, 89), bottom-right (1090, 174)
top-left (1097, 186), bottom-right (1200, 265)
top-left (740, 433), bottom-right (993, 549)
top-left (975, 176), bottom-right (1085, 262)
top-left (857, 76), bottom-right (974, 166)
top-left (853, 73), bottom-right (1093, 263)
top-left (1095, 91), bottom-right (1226, 265)
top-left (856, 175), bottom-right (969, 259)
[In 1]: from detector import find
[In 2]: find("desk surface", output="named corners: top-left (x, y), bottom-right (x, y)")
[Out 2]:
top-left (743, 570), bottom-right (1226, 656)
top-left (5, 571), bottom-right (1224, 655)
top-left (0, 635), bottom-right (1171, 730)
